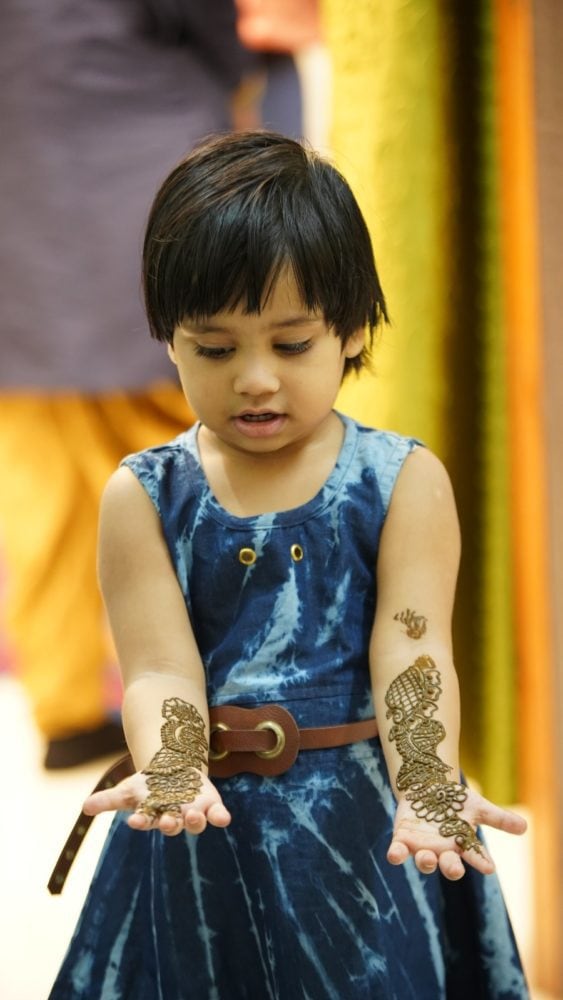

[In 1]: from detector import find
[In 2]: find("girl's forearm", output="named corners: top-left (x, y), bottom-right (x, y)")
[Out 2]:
top-left (371, 646), bottom-right (462, 796)
top-left (372, 650), bottom-right (484, 853)
top-left (122, 671), bottom-right (210, 773)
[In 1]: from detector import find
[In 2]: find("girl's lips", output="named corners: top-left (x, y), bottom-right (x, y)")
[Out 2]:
top-left (232, 412), bottom-right (286, 438)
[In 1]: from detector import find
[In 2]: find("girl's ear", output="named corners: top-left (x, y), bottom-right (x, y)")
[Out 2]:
top-left (167, 343), bottom-right (178, 366)
top-left (343, 327), bottom-right (366, 360)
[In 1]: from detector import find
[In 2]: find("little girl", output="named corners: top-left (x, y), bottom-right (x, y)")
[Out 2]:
top-left (49, 131), bottom-right (529, 999)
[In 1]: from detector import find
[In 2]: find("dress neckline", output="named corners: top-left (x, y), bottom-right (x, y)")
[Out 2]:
top-left (182, 411), bottom-right (358, 529)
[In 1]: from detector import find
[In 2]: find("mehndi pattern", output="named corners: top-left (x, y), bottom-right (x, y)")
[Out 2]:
top-left (393, 608), bottom-right (427, 639)
top-left (137, 698), bottom-right (208, 819)
top-left (385, 655), bottom-right (482, 854)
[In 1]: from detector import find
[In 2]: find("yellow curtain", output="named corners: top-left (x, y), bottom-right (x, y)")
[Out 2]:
top-left (323, 0), bottom-right (517, 800)
top-left (494, 0), bottom-right (558, 989)
top-left (326, 0), bottom-right (452, 450)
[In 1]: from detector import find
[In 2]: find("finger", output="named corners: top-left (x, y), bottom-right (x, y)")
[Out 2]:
top-left (414, 850), bottom-right (438, 875)
top-left (158, 812), bottom-right (185, 837)
top-left (128, 808), bottom-right (197, 836)
top-left (183, 789), bottom-right (231, 824)
top-left (124, 788), bottom-right (232, 837)
top-left (437, 850), bottom-right (465, 881)
top-left (184, 808), bottom-right (207, 835)
top-left (159, 801), bottom-right (231, 836)
top-left (387, 839), bottom-right (410, 866)
top-left (206, 801), bottom-right (231, 828)
top-left (461, 844), bottom-right (495, 876)
top-left (477, 802), bottom-right (528, 836)
top-left (84, 783), bottom-right (141, 816)
top-left (127, 811), bottom-right (156, 831)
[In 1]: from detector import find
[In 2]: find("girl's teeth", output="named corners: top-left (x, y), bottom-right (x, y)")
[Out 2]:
top-left (242, 413), bottom-right (274, 422)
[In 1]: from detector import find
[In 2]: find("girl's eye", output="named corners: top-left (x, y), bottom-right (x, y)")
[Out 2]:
top-left (275, 340), bottom-right (312, 356)
top-left (193, 344), bottom-right (233, 359)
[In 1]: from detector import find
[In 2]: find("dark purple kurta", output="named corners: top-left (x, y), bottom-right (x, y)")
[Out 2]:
top-left (0, 1), bottom-right (267, 390)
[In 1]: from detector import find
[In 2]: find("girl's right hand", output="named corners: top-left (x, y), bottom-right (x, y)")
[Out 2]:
top-left (387, 786), bottom-right (526, 880)
top-left (83, 771), bottom-right (232, 837)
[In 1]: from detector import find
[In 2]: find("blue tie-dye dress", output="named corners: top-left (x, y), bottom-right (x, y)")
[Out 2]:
top-left (49, 413), bottom-right (529, 1000)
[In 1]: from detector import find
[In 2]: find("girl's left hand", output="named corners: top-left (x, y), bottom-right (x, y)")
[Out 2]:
top-left (387, 787), bottom-right (527, 880)
top-left (83, 769), bottom-right (231, 837)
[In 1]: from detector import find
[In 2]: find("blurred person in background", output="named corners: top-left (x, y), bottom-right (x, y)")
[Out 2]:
top-left (0, 0), bottom-right (304, 769)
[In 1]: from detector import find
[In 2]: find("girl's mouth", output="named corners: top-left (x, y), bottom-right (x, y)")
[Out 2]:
top-left (239, 412), bottom-right (278, 422)
top-left (233, 412), bottom-right (286, 438)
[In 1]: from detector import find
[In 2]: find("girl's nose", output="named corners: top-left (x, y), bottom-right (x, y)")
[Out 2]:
top-left (233, 359), bottom-right (280, 396)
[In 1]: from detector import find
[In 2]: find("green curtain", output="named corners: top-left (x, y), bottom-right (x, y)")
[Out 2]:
top-left (325, 0), bottom-right (517, 800)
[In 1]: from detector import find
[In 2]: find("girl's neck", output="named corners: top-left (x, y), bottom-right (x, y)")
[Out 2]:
top-left (197, 412), bottom-right (345, 517)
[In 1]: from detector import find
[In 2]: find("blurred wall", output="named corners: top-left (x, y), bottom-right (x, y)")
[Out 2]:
top-left (532, 1), bottom-right (563, 990)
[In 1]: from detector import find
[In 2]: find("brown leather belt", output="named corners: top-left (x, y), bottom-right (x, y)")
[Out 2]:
top-left (48, 705), bottom-right (378, 895)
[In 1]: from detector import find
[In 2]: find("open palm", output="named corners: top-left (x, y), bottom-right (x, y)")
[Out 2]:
top-left (83, 770), bottom-right (232, 837)
top-left (388, 786), bottom-right (527, 880)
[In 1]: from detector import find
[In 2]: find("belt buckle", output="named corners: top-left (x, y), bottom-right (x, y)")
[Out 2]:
top-left (255, 720), bottom-right (286, 759)
top-left (208, 721), bottom-right (230, 762)
top-left (208, 705), bottom-right (299, 777)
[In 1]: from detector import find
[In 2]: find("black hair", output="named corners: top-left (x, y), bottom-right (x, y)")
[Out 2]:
top-left (142, 130), bottom-right (388, 375)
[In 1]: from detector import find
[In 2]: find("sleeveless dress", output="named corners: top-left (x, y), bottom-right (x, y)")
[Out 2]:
top-left (49, 413), bottom-right (528, 1000)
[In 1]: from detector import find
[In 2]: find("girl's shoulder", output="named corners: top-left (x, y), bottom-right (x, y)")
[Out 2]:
top-left (119, 424), bottom-right (202, 513)
top-left (338, 413), bottom-right (423, 512)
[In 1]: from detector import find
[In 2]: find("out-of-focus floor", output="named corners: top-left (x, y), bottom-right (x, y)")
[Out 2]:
top-left (0, 675), bottom-right (556, 1000)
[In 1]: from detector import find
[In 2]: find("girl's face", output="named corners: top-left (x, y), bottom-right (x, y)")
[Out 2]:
top-left (168, 270), bottom-right (364, 458)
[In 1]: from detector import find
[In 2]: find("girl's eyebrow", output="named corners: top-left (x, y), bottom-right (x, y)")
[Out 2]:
top-left (180, 321), bottom-right (230, 334)
top-left (193, 324), bottom-right (228, 334)
top-left (269, 316), bottom-right (321, 329)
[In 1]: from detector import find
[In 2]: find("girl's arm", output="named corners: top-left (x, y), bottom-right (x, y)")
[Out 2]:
top-left (369, 447), bottom-right (526, 880)
top-left (84, 466), bottom-right (230, 836)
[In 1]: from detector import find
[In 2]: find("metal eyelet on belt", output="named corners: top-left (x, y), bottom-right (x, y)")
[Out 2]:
top-left (209, 722), bottom-right (230, 761)
top-left (255, 720), bottom-right (286, 759)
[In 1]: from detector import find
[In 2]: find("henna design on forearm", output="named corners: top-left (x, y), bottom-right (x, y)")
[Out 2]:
top-left (384, 655), bottom-right (482, 854)
top-left (393, 609), bottom-right (427, 639)
top-left (136, 698), bottom-right (208, 820)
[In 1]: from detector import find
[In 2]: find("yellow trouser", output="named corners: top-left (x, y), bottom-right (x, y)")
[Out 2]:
top-left (0, 385), bottom-right (193, 739)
